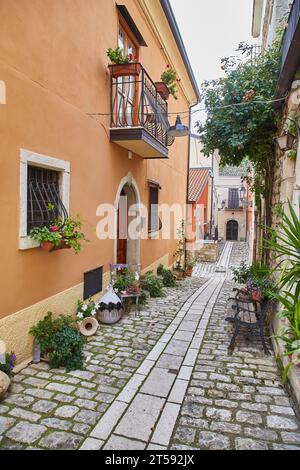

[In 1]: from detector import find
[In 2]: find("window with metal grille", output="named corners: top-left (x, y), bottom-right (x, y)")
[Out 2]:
top-left (228, 188), bottom-right (240, 209)
top-left (27, 166), bottom-right (68, 234)
top-left (148, 182), bottom-right (162, 233)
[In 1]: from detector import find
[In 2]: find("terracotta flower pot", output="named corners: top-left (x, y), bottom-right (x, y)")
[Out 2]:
top-left (155, 82), bottom-right (170, 101)
top-left (252, 290), bottom-right (263, 302)
top-left (108, 63), bottom-right (142, 78)
top-left (78, 317), bottom-right (99, 337)
top-left (41, 240), bottom-right (71, 252)
top-left (0, 371), bottom-right (11, 400)
top-left (185, 267), bottom-right (193, 277)
top-left (173, 269), bottom-right (185, 280)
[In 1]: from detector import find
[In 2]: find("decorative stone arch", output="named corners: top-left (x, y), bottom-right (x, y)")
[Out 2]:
top-left (226, 219), bottom-right (239, 241)
top-left (114, 173), bottom-right (142, 265)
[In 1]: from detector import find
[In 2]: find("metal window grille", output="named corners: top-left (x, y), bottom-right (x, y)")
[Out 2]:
top-left (228, 188), bottom-right (240, 209)
top-left (27, 166), bottom-right (68, 234)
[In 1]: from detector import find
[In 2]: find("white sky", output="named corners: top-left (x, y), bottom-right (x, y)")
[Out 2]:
top-left (170, 0), bottom-right (257, 128)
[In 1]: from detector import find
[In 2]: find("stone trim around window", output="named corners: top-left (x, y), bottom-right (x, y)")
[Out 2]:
top-left (19, 149), bottom-right (70, 250)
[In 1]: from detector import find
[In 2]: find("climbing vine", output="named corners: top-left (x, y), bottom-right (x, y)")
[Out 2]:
top-left (196, 27), bottom-right (285, 209)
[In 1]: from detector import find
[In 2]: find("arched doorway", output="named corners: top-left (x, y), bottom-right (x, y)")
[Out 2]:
top-left (226, 220), bottom-right (238, 241)
top-left (114, 175), bottom-right (141, 265)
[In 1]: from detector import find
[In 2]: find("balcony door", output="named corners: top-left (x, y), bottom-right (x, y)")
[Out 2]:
top-left (117, 25), bottom-right (139, 127)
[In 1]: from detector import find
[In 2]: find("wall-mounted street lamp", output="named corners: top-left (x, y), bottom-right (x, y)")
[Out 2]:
top-left (218, 200), bottom-right (226, 211)
top-left (168, 115), bottom-right (190, 138)
top-left (239, 184), bottom-right (246, 203)
top-left (275, 131), bottom-right (295, 152)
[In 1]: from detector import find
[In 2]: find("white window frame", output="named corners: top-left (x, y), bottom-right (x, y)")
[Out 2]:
top-left (19, 149), bottom-right (70, 250)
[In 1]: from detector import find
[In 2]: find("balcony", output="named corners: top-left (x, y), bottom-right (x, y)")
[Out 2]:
top-left (109, 64), bottom-right (175, 159)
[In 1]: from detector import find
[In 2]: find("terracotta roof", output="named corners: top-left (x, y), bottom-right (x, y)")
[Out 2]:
top-left (188, 168), bottom-right (210, 203)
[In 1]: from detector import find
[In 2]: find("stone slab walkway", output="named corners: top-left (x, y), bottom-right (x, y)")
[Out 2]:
top-left (1, 242), bottom-right (300, 450)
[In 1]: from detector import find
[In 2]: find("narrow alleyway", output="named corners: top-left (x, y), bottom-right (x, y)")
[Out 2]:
top-left (0, 242), bottom-right (300, 450)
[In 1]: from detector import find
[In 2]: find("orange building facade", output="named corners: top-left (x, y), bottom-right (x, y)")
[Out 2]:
top-left (0, 0), bottom-right (199, 363)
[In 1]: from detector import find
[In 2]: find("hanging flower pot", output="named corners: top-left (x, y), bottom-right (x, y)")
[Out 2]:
top-left (108, 63), bottom-right (142, 78)
top-left (155, 82), bottom-right (170, 101)
top-left (78, 317), bottom-right (99, 337)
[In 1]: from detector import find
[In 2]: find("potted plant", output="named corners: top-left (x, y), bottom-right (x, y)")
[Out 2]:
top-left (76, 299), bottom-right (99, 337)
top-left (107, 47), bottom-right (141, 78)
top-left (30, 211), bottom-right (89, 254)
top-left (185, 254), bottom-right (196, 277)
top-left (30, 312), bottom-right (86, 371)
top-left (156, 65), bottom-right (180, 101)
top-left (173, 220), bottom-right (186, 280)
top-left (0, 352), bottom-right (16, 400)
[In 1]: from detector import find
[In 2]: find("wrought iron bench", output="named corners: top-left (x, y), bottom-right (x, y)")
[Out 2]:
top-left (225, 288), bottom-right (270, 355)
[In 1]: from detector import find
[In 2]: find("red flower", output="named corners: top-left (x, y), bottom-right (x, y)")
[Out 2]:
top-left (50, 226), bottom-right (59, 232)
top-left (166, 64), bottom-right (170, 68)
top-left (128, 53), bottom-right (133, 61)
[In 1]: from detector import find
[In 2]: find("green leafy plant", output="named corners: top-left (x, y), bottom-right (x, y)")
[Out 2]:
top-left (30, 213), bottom-right (89, 254)
top-left (287, 149), bottom-right (297, 161)
top-left (196, 32), bottom-right (284, 245)
top-left (0, 352), bottom-right (16, 378)
top-left (106, 47), bottom-right (136, 65)
top-left (141, 273), bottom-right (164, 298)
top-left (77, 299), bottom-right (99, 321)
top-left (30, 312), bottom-right (85, 372)
top-left (266, 200), bottom-right (300, 298)
top-left (161, 65), bottom-right (180, 100)
top-left (156, 264), bottom-right (176, 287)
top-left (273, 291), bottom-right (300, 382)
top-left (113, 270), bottom-right (135, 294)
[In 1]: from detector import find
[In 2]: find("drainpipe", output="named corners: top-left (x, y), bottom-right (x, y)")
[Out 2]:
top-left (209, 153), bottom-right (214, 240)
top-left (185, 104), bottom-right (196, 268)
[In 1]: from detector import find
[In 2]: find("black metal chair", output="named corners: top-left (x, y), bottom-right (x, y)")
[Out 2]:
top-left (225, 288), bottom-right (270, 355)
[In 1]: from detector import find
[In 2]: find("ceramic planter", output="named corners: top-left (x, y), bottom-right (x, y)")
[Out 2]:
top-left (185, 267), bottom-right (193, 277)
top-left (78, 317), bottom-right (99, 337)
top-left (108, 63), bottom-right (142, 78)
top-left (0, 371), bottom-right (11, 400)
top-left (155, 82), bottom-right (170, 101)
top-left (173, 269), bottom-right (185, 280)
top-left (97, 309), bottom-right (122, 325)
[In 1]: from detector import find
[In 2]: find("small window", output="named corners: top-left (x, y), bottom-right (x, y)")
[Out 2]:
top-left (228, 188), bottom-right (240, 209)
top-left (148, 182), bottom-right (161, 233)
top-left (20, 149), bottom-right (70, 250)
top-left (27, 166), bottom-right (66, 233)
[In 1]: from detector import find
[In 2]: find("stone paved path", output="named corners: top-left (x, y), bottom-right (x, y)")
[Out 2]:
top-left (1, 242), bottom-right (300, 450)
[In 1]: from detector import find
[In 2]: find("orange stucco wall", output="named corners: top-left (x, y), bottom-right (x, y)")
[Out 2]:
top-left (191, 185), bottom-right (209, 236)
top-left (0, 0), bottom-right (191, 319)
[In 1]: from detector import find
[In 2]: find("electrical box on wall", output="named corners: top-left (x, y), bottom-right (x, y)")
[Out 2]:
top-left (83, 266), bottom-right (103, 300)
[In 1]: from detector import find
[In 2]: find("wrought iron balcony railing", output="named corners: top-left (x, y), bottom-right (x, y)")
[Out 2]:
top-left (109, 64), bottom-right (175, 158)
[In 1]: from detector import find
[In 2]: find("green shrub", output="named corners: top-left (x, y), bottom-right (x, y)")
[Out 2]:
top-left (142, 274), bottom-right (164, 298)
top-left (161, 269), bottom-right (176, 287)
top-left (157, 264), bottom-right (165, 276)
top-left (0, 352), bottom-right (16, 378)
top-left (30, 312), bottom-right (85, 372)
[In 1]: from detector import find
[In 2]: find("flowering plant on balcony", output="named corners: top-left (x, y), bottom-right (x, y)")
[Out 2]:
top-left (30, 205), bottom-right (89, 254)
top-left (161, 65), bottom-right (180, 100)
top-left (106, 47), bottom-right (138, 65)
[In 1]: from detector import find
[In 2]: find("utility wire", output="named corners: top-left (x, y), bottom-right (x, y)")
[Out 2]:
top-left (86, 95), bottom-right (287, 119)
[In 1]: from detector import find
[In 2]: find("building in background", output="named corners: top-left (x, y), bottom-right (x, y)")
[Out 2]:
top-left (0, 0), bottom-right (200, 363)
top-left (215, 165), bottom-right (253, 243)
